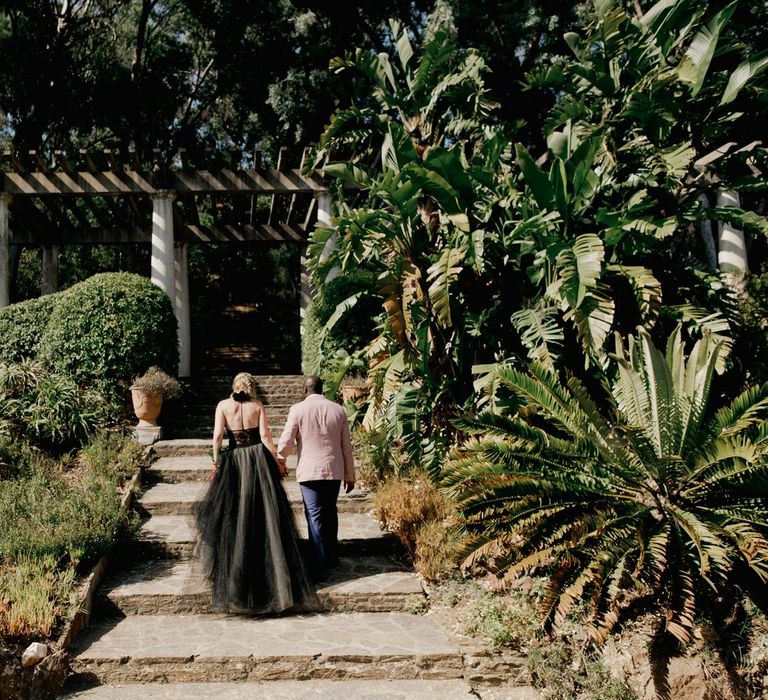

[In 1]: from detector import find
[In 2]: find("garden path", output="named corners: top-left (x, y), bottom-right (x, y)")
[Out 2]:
top-left (61, 378), bottom-right (540, 699)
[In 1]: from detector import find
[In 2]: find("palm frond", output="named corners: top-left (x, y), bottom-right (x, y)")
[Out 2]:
top-left (427, 245), bottom-right (465, 329)
top-left (511, 306), bottom-right (564, 372)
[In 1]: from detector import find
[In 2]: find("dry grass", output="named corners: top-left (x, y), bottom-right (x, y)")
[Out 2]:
top-left (0, 556), bottom-right (79, 639)
top-left (373, 476), bottom-right (459, 580)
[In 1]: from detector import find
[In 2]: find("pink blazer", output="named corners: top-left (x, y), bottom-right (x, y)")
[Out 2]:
top-left (276, 394), bottom-right (355, 483)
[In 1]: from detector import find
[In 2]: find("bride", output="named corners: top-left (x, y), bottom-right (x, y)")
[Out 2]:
top-left (193, 372), bottom-right (315, 614)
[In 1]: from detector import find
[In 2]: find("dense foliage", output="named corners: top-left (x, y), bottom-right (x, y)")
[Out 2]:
top-left (311, 0), bottom-right (768, 461)
top-left (0, 0), bottom-right (434, 161)
top-left (0, 293), bottom-right (61, 361)
top-left (0, 359), bottom-right (104, 451)
top-left (445, 328), bottom-right (768, 643)
top-left (39, 272), bottom-right (178, 417)
top-left (309, 0), bottom-right (768, 660)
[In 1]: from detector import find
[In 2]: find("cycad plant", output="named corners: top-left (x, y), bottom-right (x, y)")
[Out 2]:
top-left (444, 327), bottom-right (768, 644)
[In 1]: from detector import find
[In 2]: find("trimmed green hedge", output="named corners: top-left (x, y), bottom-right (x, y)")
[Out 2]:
top-left (301, 299), bottom-right (323, 375)
top-left (39, 273), bottom-right (178, 416)
top-left (0, 293), bottom-right (62, 362)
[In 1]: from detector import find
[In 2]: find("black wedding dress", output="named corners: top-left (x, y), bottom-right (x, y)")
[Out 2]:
top-left (193, 421), bottom-right (316, 614)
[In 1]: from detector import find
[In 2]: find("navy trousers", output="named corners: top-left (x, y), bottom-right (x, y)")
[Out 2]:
top-left (299, 480), bottom-right (341, 579)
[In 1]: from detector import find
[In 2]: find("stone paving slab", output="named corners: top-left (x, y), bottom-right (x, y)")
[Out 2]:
top-left (154, 439), bottom-right (291, 458)
top-left (70, 612), bottom-right (463, 683)
top-left (62, 679), bottom-right (478, 699)
top-left (137, 513), bottom-right (398, 558)
top-left (139, 480), bottom-right (372, 515)
top-left (98, 557), bottom-right (423, 615)
top-left (147, 454), bottom-right (365, 483)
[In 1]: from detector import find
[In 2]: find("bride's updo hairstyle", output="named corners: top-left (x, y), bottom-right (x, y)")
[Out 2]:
top-left (231, 373), bottom-right (257, 402)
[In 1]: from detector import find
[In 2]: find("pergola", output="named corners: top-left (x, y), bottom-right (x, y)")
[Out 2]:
top-left (0, 147), bottom-right (330, 375)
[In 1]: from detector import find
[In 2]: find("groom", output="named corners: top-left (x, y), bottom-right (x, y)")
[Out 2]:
top-left (277, 376), bottom-right (355, 581)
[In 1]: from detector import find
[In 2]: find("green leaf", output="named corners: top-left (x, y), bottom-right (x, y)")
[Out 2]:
top-left (427, 246), bottom-right (465, 328)
top-left (608, 265), bottom-right (662, 322)
top-left (422, 146), bottom-right (475, 206)
top-left (395, 25), bottom-right (415, 72)
top-left (556, 234), bottom-right (605, 307)
top-left (721, 50), bottom-right (768, 105)
top-left (677, 3), bottom-right (737, 96)
top-left (707, 206), bottom-right (768, 237)
top-left (516, 144), bottom-right (554, 210)
top-left (320, 293), bottom-right (362, 344)
top-left (511, 306), bottom-right (564, 372)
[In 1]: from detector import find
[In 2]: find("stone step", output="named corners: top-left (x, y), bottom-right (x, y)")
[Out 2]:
top-left (62, 679), bottom-right (478, 699)
top-left (139, 481), bottom-right (372, 516)
top-left (136, 513), bottom-right (397, 559)
top-left (152, 437), bottom-right (295, 458)
top-left (95, 557), bottom-right (423, 616)
top-left (146, 454), bottom-right (357, 482)
top-left (68, 612), bottom-right (463, 684)
top-left (178, 406), bottom-right (293, 417)
top-left (166, 426), bottom-right (288, 439)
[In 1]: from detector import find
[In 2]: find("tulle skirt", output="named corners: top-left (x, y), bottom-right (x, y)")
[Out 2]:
top-left (193, 442), bottom-right (316, 614)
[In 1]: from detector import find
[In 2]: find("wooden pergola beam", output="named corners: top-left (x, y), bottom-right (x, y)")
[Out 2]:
top-left (6, 221), bottom-right (308, 245)
top-left (2, 168), bottom-right (327, 196)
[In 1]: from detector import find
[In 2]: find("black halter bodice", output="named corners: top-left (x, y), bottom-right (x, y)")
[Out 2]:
top-left (226, 426), bottom-right (262, 449)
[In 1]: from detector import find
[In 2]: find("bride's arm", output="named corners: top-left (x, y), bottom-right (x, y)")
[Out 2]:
top-left (211, 402), bottom-right (226, 475)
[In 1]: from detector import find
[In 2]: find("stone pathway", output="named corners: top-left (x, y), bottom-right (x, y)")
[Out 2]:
top-left (63, 438), bottom-right (540, 699)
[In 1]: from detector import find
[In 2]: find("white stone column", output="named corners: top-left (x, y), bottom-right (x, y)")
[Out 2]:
top-left (300, 190), bottom-right (335, 341)
top-left (151, 192), bottom-right (176, 294)
top-left (150, 191), bottom-right (180, 373)
top-left (174, 241), bottom-right (191, 377)
top-left (41, 245), bottom-right (60, 295)
top-left (299, 250), bottom-right (312, 335)
top-left (716, 189), bottom-right (748, 289)
top-left (0, 194), bottom-right (11, 308)
top-left (316, 191), bottom-right (339, 283)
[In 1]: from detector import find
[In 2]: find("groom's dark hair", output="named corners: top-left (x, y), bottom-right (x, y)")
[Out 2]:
top-left (304, 376), bottom-right (323, 395)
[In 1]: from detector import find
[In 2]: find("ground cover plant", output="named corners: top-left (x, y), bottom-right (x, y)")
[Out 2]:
top-left (0, 354), bottom-right (146, 642)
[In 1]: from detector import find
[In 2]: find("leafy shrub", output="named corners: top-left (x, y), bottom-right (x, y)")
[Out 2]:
top-left (0, 435), bottom-right (37, 481)
top-left (445, 326), bottom-right (768, 645)
top-left (0, 556), bottom-right (78, 639)
top-left (737, 271), bottom-right (768, 386)
top-left (314, 271), bottom-right (381, 355)
top-left (79, 430), bottom-right (146, 484)
top-left (463, 590), bottom-right (539, 650)
top-left (302, 272), bottom-right (381, 384)
top-left (0, 360), bottom-right (105, 450)
top-left (39, 272), bottom-right (179, 417)
top-left (374, 475), bottom-right (458, 579)
top-left (413, 520), bottom-right (461, 582)
top-left (352, 425), bottom-right (411, 485)
top-left (0, 466), bottom-right (135, 565)
top-left (131, 365), bottom-right (182, 399)
top-left (0, 293), bottom-right (61, 362)
top-left (301, 299), bottom-right (323, 376)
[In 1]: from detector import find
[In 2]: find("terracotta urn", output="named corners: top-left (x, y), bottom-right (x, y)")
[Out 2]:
top-left (130, 388), bottom-right (163, 427)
